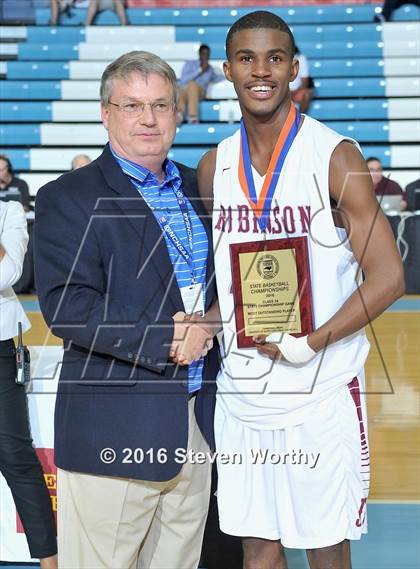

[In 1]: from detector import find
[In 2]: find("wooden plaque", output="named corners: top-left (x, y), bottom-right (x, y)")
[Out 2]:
top-left (230, 237), bottom-right (314, 349)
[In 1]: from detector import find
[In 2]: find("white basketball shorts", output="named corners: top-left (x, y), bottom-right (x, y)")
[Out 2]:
top-left (214, 377), bottom-right (370, 549)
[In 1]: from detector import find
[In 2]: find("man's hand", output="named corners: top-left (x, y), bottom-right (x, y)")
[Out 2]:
top-left (170, 312), bottom-right (214, 366)
top-left (169, 311), bottom-right (187, 362)
top-left (182, 312), bottom-right (214, 358)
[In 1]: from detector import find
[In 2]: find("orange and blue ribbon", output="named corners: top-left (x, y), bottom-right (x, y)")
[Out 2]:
top-left (238, 103), bottom-right (300, 231)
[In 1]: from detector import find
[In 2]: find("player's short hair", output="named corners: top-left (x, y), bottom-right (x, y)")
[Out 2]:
top-left (199, 44), bottom-right (210, 54)
top-left (100, 51), bottom-right (179, 105)
top-left (226, 10), bottom-right (296, 59)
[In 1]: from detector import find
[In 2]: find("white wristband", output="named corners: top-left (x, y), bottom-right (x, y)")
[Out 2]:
top-left (265, 332), bottom-right (317, 364)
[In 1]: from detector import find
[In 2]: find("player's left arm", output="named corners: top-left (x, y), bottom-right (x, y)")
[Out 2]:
top-left (307, 140), bottom-right (405, 352)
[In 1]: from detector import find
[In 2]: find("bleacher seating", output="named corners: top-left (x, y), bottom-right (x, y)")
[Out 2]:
top-left (1, 4), bottom-right (419, 196)
top-left (30, 4), bottom-right (420, 26)
top-left (3, 76), bottom-right (418, 100)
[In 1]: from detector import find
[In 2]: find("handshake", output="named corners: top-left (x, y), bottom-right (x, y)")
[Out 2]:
top-left (169, 311), bottom-right (215, 366)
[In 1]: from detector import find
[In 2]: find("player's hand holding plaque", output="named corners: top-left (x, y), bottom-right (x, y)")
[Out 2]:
top-left (230, 237), bottom-right (314, 349)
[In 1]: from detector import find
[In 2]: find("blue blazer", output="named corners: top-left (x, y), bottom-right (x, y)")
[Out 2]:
top-left (34, 145), bottom-right (218, 481)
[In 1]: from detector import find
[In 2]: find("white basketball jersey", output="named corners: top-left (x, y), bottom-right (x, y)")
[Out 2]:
top-left (213, 115), bottom-right (370, 429)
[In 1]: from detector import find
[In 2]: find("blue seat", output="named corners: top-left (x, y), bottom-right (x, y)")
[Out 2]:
top-left (0, 125), bottom-right (41, 145)
top-left (26, 26), bottom-right (86, 42)
top-left (314, 78), bottom-right (386, 98)
top-left (298, 40), bottom-right (383, 58)
top-left (168, 147), bottom-right (210, 167)
top-left (310, 59), bottom-right (385, 78)
top-left (292, 23), bottom-right (381, 41)
top-left (309, 100), bottom-right (389, 121)
top-left (199, 102), bottom-right (221, 122)
top-left (0, 102), bottom-right (52, 121)
top-left (6, 61), bottom-right (70, 79)
top-left (174, 124), bottom-right (236, 145)
top-left (18, 43), bottom-right (79, 60)
top-left (0, 81), bottom-right (61, 100)
top-left (360, 145), bottom-right (391, 167)
top-left (324, 121), bottom-right (389, 142)
top-left (0, 149), bottom-right (30, 169)
top-left (274, 5), bottom-right (376, 24)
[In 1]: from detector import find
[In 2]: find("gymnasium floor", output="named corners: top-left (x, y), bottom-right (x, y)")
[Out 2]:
top-left (2, 295), bottom-right (419, 569)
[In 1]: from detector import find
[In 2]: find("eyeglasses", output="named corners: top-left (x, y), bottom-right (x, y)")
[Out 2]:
top-left (108, 100), bottom-right (175, 116)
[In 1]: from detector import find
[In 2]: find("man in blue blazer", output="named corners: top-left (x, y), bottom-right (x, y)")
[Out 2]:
top-left (34, 51), bottom-right (220, 569)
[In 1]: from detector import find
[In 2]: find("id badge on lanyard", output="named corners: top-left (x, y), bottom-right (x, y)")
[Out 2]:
top-left (158, 189), bottom-right (205, 315)
top-left (180, 283), bottom-right (205, 316)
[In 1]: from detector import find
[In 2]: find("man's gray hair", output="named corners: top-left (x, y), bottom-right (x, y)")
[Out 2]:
top-left (100, 51), bottom-right (179, 105)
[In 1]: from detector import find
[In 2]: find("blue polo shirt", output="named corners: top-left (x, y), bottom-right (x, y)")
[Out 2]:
top-left (111, 147), bottom-right (208, 392)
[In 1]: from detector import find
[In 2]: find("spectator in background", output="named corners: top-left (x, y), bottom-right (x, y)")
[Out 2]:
top-left (0, 155), bottom-right (30, 212)
top-left (0, 201), bottom-right (57, 569)
top-left (374, 0), bottom-right (419, 22)
top-left (178, 44), bottom-right (223, 124)
top-left (367, 156), bottom-right (407, 211)
top-left (71, 154), bottom-right (92, 170)
top-left (405, 177), bottom-right (420, 211)
top-left (290, 45), bottom-right (314, 114)
top-left (49, 0), bottom-right (74, 25)
top-left (86, 0), bottom-right (127, 25)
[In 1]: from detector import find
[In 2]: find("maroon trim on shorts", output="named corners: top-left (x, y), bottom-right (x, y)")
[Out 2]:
top-left (347, 376), bottom-right (369, 527)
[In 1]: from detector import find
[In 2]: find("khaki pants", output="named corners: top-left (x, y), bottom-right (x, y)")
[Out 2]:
top-left (178, 82), bottom-right (205, 120)
top-left (57, 399), bottom-right (211, 569)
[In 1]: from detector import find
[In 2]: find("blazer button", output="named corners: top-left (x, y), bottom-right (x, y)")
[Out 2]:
top-left (127, 352), bottom-right (133, 359)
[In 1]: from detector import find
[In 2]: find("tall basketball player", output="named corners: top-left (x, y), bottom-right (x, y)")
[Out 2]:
top-left (197, 11), bottom-right (405, 569)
